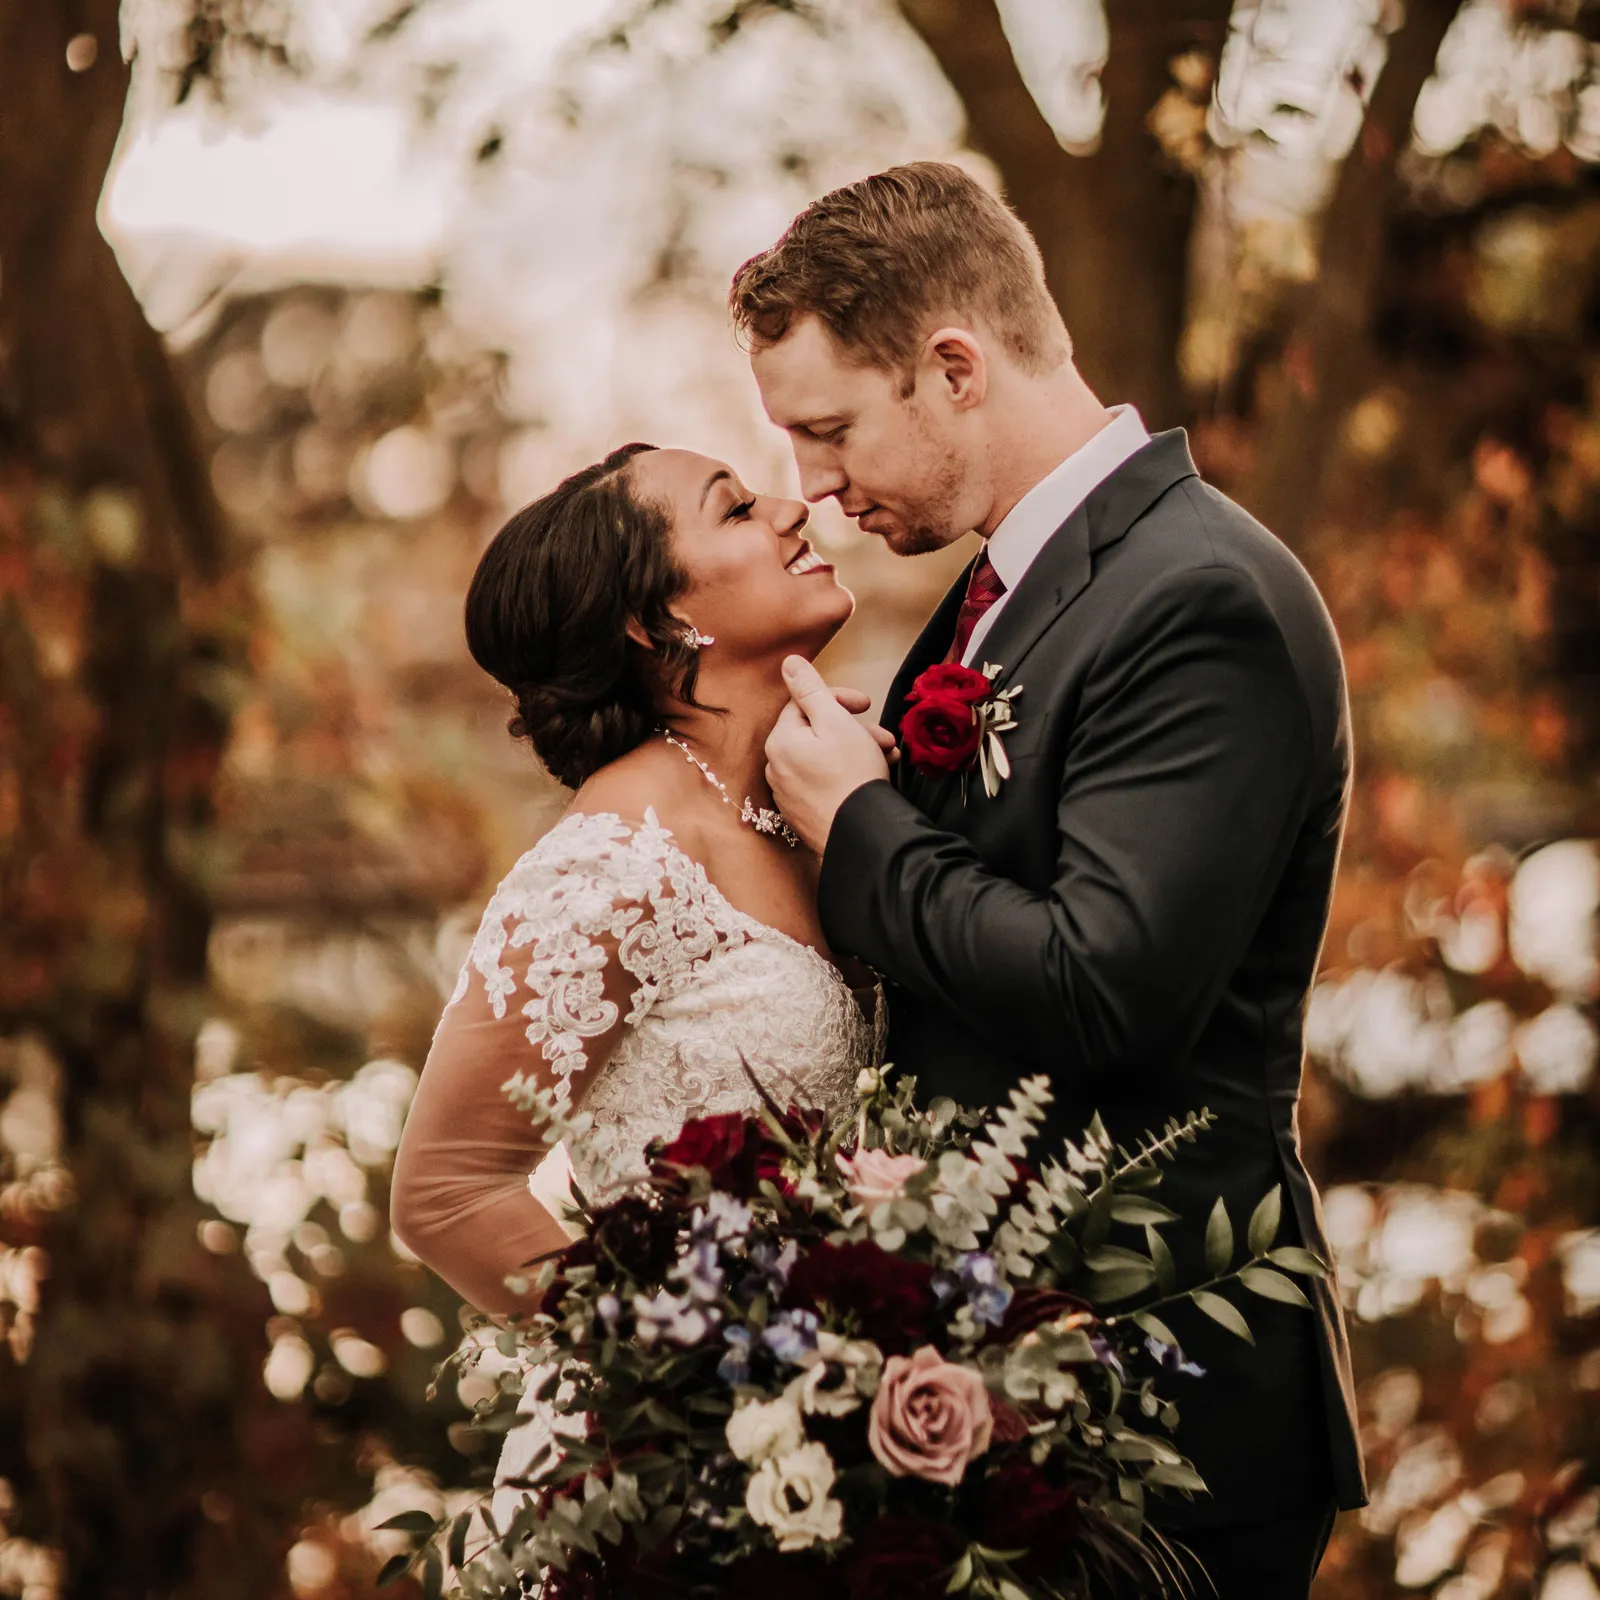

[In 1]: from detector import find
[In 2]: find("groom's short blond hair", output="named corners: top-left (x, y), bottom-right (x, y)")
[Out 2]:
top-left (729, 162), bottom-right (1069, 386)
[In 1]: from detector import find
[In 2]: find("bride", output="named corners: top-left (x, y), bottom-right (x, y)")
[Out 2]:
top-left (389, 442), bottom-right (885, 1476)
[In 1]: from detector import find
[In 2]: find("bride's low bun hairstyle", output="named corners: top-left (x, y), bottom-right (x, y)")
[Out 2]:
top-left (465, 443), bottom-right (702, 789)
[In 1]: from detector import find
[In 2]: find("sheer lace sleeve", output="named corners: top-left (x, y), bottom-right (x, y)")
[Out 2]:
top-left (391, 812), bottom-right (695, 1312)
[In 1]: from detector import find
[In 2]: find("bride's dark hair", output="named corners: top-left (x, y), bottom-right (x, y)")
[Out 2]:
top-left (464, 443), bottom-right (704, 788)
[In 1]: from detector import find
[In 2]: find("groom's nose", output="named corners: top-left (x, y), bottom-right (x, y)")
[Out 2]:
top-left (795, 450), bottom-right (848, 505)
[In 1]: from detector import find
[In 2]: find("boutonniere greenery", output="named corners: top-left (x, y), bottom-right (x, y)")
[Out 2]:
top-left (901, 661), bottom-right (1022, 799)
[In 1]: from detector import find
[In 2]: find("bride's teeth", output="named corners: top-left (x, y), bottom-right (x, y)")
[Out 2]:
top-left (788, 550), bottom-right (824, 575)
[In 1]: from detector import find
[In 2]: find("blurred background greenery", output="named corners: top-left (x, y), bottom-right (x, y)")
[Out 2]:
top-left (2, 1), bottom-right (1599, 1596)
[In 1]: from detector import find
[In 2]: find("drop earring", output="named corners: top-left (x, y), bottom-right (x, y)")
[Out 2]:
top-left (681, 626), bottom-right (716, 650)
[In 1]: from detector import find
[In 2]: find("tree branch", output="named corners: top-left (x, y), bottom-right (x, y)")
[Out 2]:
top-left (1242, 0), bottom-right (1463, 550)
top-left (898, 0), bottom-right (1232, 428)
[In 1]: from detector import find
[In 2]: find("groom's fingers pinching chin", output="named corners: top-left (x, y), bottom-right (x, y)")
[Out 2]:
top-left (781, 655), bottom-right (854, 727)
top-left (831, 686), bottom-right (872, 715)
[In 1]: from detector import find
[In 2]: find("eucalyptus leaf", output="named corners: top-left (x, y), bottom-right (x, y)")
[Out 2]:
top-left (1191, 1289), bottom-right (1253, 1344)
top-left (1239, 1265), bottom-right (1312, 1310)
top-left (448, 1510), bottom-right (471, 1572)
top-left (1204, 1197), bottom-right (1233, 1277)
top-left (376, 1554), bottom-right (412, 1589)
top-left (1145, 1461), bottom-right (1208, 1492)
top-left (1111, 1197), bottom-right (1178, 1225)
top-left (1247, 1186), bottom-right (1283, 1257)
top-left (421, 1544), bottom-right (443, 1600)
top-left (377, 1510), bottom-right (439, 1538)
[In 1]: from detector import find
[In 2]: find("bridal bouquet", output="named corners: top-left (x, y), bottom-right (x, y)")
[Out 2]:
top-left (386, 1067), bottom-right (1324, 1600)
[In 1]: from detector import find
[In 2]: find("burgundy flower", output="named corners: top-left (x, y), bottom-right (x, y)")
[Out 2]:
top-left (906, 662), bottom-right (992, 707)
top-left (996, 1286), bottom-right (1096, 1344)
top-left (900, 692), bottom-right (983, 778)
top-left (978, 1457), bottom-right (1083, 1568)
top-left (653, 1112), bottom-right (750, 1179)
top-left (589, 1194), bottom-right (679, 1280)
top-left (781, 1240), bottom-right (935, 1354)
top-left (843, 1515), bottom-right (965, 1600)
top-left (720, 1548), bottom-right (832, 1600)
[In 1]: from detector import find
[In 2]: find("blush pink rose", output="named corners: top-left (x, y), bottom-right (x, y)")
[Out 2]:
top-left (867, 1345), bottom-right (994, 1486)
top-left (836, 1148), bottom-right (926, 1210)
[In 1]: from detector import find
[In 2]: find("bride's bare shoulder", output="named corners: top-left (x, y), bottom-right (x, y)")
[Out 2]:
top-left (565, 740), bottom-right (714, 856)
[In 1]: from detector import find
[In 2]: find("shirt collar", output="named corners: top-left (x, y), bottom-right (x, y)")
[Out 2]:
top-left (984, 404), bottom-right (1151, 592)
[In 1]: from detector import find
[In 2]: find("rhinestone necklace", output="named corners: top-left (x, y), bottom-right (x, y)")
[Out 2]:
top-left (661, 731), bottom-right (801, 849)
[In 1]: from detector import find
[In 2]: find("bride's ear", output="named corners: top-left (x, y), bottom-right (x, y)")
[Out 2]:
top-left (625, 618), bottom-right (655, 650)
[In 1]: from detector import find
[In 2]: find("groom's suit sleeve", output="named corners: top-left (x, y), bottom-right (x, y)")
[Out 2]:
top-left (819, 563), bottom-right (1315, 1079)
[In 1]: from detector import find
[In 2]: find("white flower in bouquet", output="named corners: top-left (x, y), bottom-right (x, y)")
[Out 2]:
top-left (788, 1330), bottom-right (883, 1416)
top-left (744, 1440), bottom-right (844, 1551)
top-left (725, 1391), bottom-right (805, 1464)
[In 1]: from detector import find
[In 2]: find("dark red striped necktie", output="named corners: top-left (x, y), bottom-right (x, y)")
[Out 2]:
top-left (946, 548), bottom-right (1007, 663)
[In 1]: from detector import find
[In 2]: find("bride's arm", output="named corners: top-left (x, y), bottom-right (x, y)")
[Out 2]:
top-left (389, 979), bottom-right (618, 1315)
top-left (391, 837), bottom-right (661, 1315)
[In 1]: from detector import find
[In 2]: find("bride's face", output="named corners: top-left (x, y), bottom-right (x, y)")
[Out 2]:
top-left (631, 447), bottom-right (855, 664)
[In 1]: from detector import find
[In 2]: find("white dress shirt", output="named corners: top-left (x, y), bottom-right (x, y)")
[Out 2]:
top-left (961, 404), bottom-right (1151, 665)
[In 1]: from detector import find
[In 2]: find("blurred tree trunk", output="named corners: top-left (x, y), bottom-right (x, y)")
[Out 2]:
top-left (0, 2), bottom-right (256, 1594)
top-left (1242, 0), bottom-right (1462, 550)
top-left (897, 0), bottom-right (1233, 430)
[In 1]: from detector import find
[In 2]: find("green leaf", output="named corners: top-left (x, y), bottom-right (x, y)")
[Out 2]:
top-left (1191, 1289), bottom-right (1252, 1344)
top-left (945, 1548), bottom-right (974, 1592)
top-left (1087, 1263), bottom-right (1157, 1304)
top-left (1204, 1198), bottom-right (1233, 1277)
top-left (421, 1544), bottom-right (443, 1600)
top-left (377, 1511), bottom-right (439, 1538)
top-left (1084, 1244), bottom-right (1152, 1273)
top-left (376, 1554), bottom-right (412, 1589)
top-left (1240, 1265), bottom-right (1312, 1310)
top-left (447, 1510), bottom-right (471, 1572)
top-left (1247, 1186), bottom-right (1283, 1257)
top-left (1145, 1225), bottom-right (1176, 1295)
top-left (1112, 1197), bottom-right (1178, 1225)
top-left (1087, 1112), bottom-right (1109, 1148)
top-left (1132, 1310), bottom-right (1179, 1349)
top-left (1267, 1246), bottom-right (1328, 1278)
top-left (1145, 1461), bottom-right (1209, 1493)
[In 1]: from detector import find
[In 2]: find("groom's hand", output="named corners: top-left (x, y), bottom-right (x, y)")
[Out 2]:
top-left (766, 655), bottom-right (891, 853)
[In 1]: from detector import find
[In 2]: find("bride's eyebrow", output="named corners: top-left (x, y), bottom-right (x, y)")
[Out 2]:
top-left (699, 468), bottom-right (733, 507)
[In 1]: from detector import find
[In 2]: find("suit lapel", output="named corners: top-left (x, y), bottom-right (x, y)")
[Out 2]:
top-left (886, 429), bottom-right (1201, 816)
top-left (968, 429), bottom-right (1201, 691)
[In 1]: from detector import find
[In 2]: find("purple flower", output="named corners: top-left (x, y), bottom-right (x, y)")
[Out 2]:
top-left (739, 1238), bottom-right (798, 1300)
top-left (671, 1239), bottom-right (725, 1304)
top-left (693, 1192), bottom-right (753, 1244)
top-left (1145, 1335), bottom-right (1205, 1378)
top-left (1089, 1333), bottom-right (1125, 1380)
top-left (595, 1292), bottom-right (621, 1331)
top-left (761, 1307), bottom-right (820, 1366)
top-left (717, 1324), bottom-right (753, 1385)
top-left (633, 1289), bottom-right (714, 1348)
top-left (955, 1251), bottom-right (1013, 1331)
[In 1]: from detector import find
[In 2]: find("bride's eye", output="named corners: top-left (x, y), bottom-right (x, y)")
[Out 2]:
top-left (723, 497), bottom-right (756, 523)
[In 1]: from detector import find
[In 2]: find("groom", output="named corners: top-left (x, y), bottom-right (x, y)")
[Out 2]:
top-left (746, 164), bottom-right (1366, 1597)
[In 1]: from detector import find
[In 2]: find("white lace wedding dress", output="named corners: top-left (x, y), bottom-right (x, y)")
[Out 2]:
top-left (404, 808), bottom-right (881, 1520)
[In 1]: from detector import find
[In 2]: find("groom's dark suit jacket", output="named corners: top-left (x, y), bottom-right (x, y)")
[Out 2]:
top-left (818, 430), bottom-right (1366, 1529)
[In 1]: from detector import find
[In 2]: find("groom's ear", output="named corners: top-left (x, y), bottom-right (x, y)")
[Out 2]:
top-left (923, 326), bottom-right (987, 412)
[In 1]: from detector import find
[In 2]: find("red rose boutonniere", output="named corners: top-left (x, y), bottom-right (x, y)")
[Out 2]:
top-left (900, 660), bottom-right (1021, 798)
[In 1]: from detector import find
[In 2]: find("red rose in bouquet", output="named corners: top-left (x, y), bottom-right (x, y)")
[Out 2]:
top-left (842, 1515), bottom-right (964, 1600)
top-left (782, 1239), bottom-right (935, 1354)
